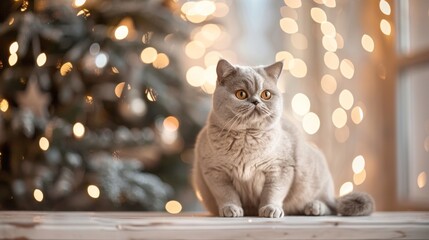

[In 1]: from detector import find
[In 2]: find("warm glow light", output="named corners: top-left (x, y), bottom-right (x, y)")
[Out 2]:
top-left (336, 33), bottom-right (344, 49)
top-left (9, 41), bottom-right (18, 54)
top-left (114, 82), bottom-right (131, 98)
top-left (361, 34), bottom-right (375, 52)
top-left (73, 0), bottom-right (86, 7)
top-left (275, 51), bottom-right (294, 70)
top-left (332, 108), bottom-right (347, 128)
top-left (321, 74), bottom-right (337, 94)
top-left (352, 155), bottom-right (365, 174)
top-left (87, 185), bottom-right (100, 198)
top-left (86, 95), bottom-right (93, 104)
top-left (114, 25), bottom-right (129, 40)
top-left (323, 0), bottom-right (336, 8)
top-left (33, 189), bottom-right (44, 202)
top-left (163, 116), bottom-right (180, 132)
top-left (39, 137), bottom-right (50, 151)
top-left (417, 172), bottom-right (427, 189)
top-left (140, 47), bottom-right (158, 64)
top-left (339, 89), bottom-right (354, 110)
top-left (9, 53), bottom-right (18, 66)
top-left (322, 36), bottom-right (337, 52)
top-left (321, 21), bottom-right (336, 37)
top-left (36, 53), bottom-right (47, 67)
top-left (335, 126), bottom-right (350, 143)
top-left (185, 41), bottom-right (206, 59)
top-left (280, 18), bottom-right (298, 34)
top-left (60, 62), bottom-right (73, 76)
top-left (73, 122), bottom-right (85, 138)
top-left (186, 66), bottom-right (205, 87)
top-left (324, 52), bottom-right (339, 70)
top-left (339, 182), bottom-right (353, 197)
top-left (351, 106), bottom-right (364, 124)
top-left (424, 136), bottom-right (429, 152)
top-left (284, 0), bottom-right (302, 9)
top-left (291, 33), bottom-right (308, 50)
top-left (146, 89), bottom-right (157, 102)
top-left (165, 200), bottom-right (182, 214)
top-left (153, 53), bottom-right (169, 69)
top-left (182, 1), bottom-right (215, 23)
top-left (201, 24), bottom-right (222, 41)
top-left (291, 93), bottom-right (310, 116)
top-left (379, 0), bottom-right (391, 15)
top-left (340, 59), bottom-right (355, 79)
top-left (204, 51), bottom-right (222, 67)
top-left (380, 19), bottom-right (391, 35)
top-left (354, 169), bottom-right (366, 185)
top-left (95, 53), bottom-right (108, 68)
top-left (213, 2), bottom-right (229, 18)
top-left (302, 112), bottom-right (320, 135)
top-left (288, 58), bottom-right (307, 78)
top-left (0, 99), bottom-right (9, 112)
top-left (311, 7), bottom-right (327, 23)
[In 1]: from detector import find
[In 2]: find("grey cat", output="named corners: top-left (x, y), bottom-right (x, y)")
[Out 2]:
top-left (192, 59), bottom-right (374, 218)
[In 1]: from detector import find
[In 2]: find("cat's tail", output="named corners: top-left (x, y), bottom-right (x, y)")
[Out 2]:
top-left (336, 192), bottom-right (375, 216)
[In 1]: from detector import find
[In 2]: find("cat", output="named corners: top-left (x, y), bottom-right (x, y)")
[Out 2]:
top-left (192, 59), bottom-right (375, 218)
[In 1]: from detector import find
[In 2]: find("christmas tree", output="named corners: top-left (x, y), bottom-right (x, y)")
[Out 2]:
top-left (0, 0), bottom-right (202, 211)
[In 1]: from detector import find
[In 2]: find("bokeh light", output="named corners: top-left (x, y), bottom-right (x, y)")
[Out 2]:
top-left (351, 106), bottom-right (364, 124)
top-left (0, 99), bottom-right (9, 112)
top-left (291, 33), bottom-right (308, 50)
top-left (361, 34), bottom-right (375, 52)
top-left (36, 53), bottom-right (47, 67)
top-left (140, 47), bottom-right (158, 64)
top-left (291, 93), bottom-right (310, 116)
top-left (284, 0), bottom-right (302, 9)
top-left (165, 200), bottom-right (182, 214)
top-left (324, 52), bottom-right (339, 70)
top-left (352, 155), bottom-right (365, 174)
top-left (9, 53), bottom-right (18, 66)
top-left (332, 108), bottom-right (347, 128)
top-left (73, 122), bottom-right (85, 138)
top-left (9, 41), bottom-right (18, 54)
top-left (340, 59), bottom-right (355, 79)
top-left (87, 185), bottom-right (100, 198)
top-left (33, 189), bottom-right (44, 202)
top-left (39, 137), bottom-right (50, 151)
top-left (417, 172), bottom-right (427, 189)
top-left (354, 169), bottom-right (367, 185)
top-left (275, 51), bottom-right (294, 70)
top-left (321, 21), bottom-right (336, 37)
top-left (114, 82), bottom-right (131, 98)
top-left (153, 53), bottom-right (170, 69)
top-left (186, 66), bottom-right (205, 87)
top-left (379, 0), bottom-right (391, 15)
top-left (163, 116), bottom-right (180, 132)
top-left (335, 125), bottom-right (350, 143)
top-left (302, 112), bottom-right (320, 135)
top-left (288, 58), bottom-right (307, 78)
top-left (321, 74), bottom-right (337, 94)
top-left (339, 182), bottom-right (353, 197)
top-left (310, 7), bottom-right (326, 23)
top-left (322, 36), bottom-right (337, 52)
top-left (114, 25), bottom-right (129, 40)
top-left (380, 19), bottom-right (391, 35)
top-left (185, 40), bottom-right (206, 59)
top-left (339, 89), bottom-right (354, 110)
top-left (280, 17), bottom-right (298, 34)
top-left (60, 62), bottom-right (73, 76)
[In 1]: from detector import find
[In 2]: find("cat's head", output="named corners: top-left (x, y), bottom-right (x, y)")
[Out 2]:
top-left (211, 59), bottom-right (283, 130)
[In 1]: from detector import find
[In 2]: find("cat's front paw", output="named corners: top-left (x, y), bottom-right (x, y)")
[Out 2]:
top-left (219, 204), bottom-right (244, 217)
top-left (259, 204), bottom-right (284, 218)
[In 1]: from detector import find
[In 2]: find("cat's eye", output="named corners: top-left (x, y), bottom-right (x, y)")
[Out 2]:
top-left (235, 90), bottom-right (248, 100)
top-left (261, 90), bottom-right (272, 100)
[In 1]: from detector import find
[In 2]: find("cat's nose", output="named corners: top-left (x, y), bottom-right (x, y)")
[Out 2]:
top-left (251, 100), bottom-right (260, 105)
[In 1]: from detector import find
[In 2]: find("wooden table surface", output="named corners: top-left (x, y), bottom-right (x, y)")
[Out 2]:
top-left (0, 211), bottom-right (428, 239)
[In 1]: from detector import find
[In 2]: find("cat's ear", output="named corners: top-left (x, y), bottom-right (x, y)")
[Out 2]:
top-left (264, 62), bottom-right (283, 80)
top-left (216, 59), bottom-right (236, 84)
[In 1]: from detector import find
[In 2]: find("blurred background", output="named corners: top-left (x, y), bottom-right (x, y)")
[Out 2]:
top-left (0, 0), bottom-right (428, 213)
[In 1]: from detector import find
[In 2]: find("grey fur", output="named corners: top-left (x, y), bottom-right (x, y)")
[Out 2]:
top-left (192, 59), bottom-right (375, 218)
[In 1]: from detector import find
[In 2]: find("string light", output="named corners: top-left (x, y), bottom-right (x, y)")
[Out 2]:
top-left (321, 21), bottom-right (336, 37)
top-left (332, 108), bottom-right (347, 128)
top-left (186, 66), bottom-right (205, 87)
top-left (351, 106), bottom-right (364, 124)
top-left (361, 34), bottom-right (375, 52)
top-left (284, 0), bottom-right (302, 9)
top-left (95, 53), bottom-right (108, 68)
top-left (36, 53), bottom-right (47, 67)
top-left (0, 99), bottom-right (9, 112)
top-left (87, 185), bottom-right (100, 198)
top-left (165, 200), bottom-right (182, 214)
top-left (302, 112), bottom-right (320, 135)
top-left (310, 7), bottom-right (327, 23)
top-left (163, 116), bottom-right (180, 132)
top-left (417, 172), bottom-right (427, 189)
top-left (73, 0), bottom-right (86, 7)
top-left (153, 53), bottom-right (170, 69)
top-left (73, 122), bottom-right (85, 138)
top-left (354, 169), bottom-right (366, 185)
top-left (114, 25), bottom-right (129, 40)
top-left (39, 137), bottom-right (50, 151)
top-left (33, 189), bottom-right (44, 202)
top-left (288, 58), bottom-right (307, 78)
top-left (322, 36), bottom-right (338, 52)
top-left (340, 59), bottom-right (355, 79)
top-left (291, 93), bottom-right (310, 116)
top-left (339, 89), bottom-right (354, 110)
top-left (60, 62), bottom-right (73, 76)
top-left (352, 155), bottom-right (365, 174)
top-left (380, 19), bottom-right (391, 35)
top-left (324, 52), bottom-right (339, 70)
top-left (379, 0), bottom-right (391, 15)
top-left (185, 40), bottom-right (206, 59)
top-left (9, 41), bottom-right (18, 54)
top-left (335, 33), bottom-right (344, 49)
top-left (201, 24), bottom-right (222, 41)
top-left (339, 182), bottom-right (353, 197)
top-left (323, 0), bottom-right (336, 8)
top-left (275, 51), bottom-right (294, 70)
top-left (8, 53), bottom-right (18, 66)
top-left (114, 82), bottom-right (131, 98)
top-left (280, 17), bottom-right (298, 34)
top-left (140, 47), bottom-right (158, 64)
top-left (321, 74), bottom-right (337, 94)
